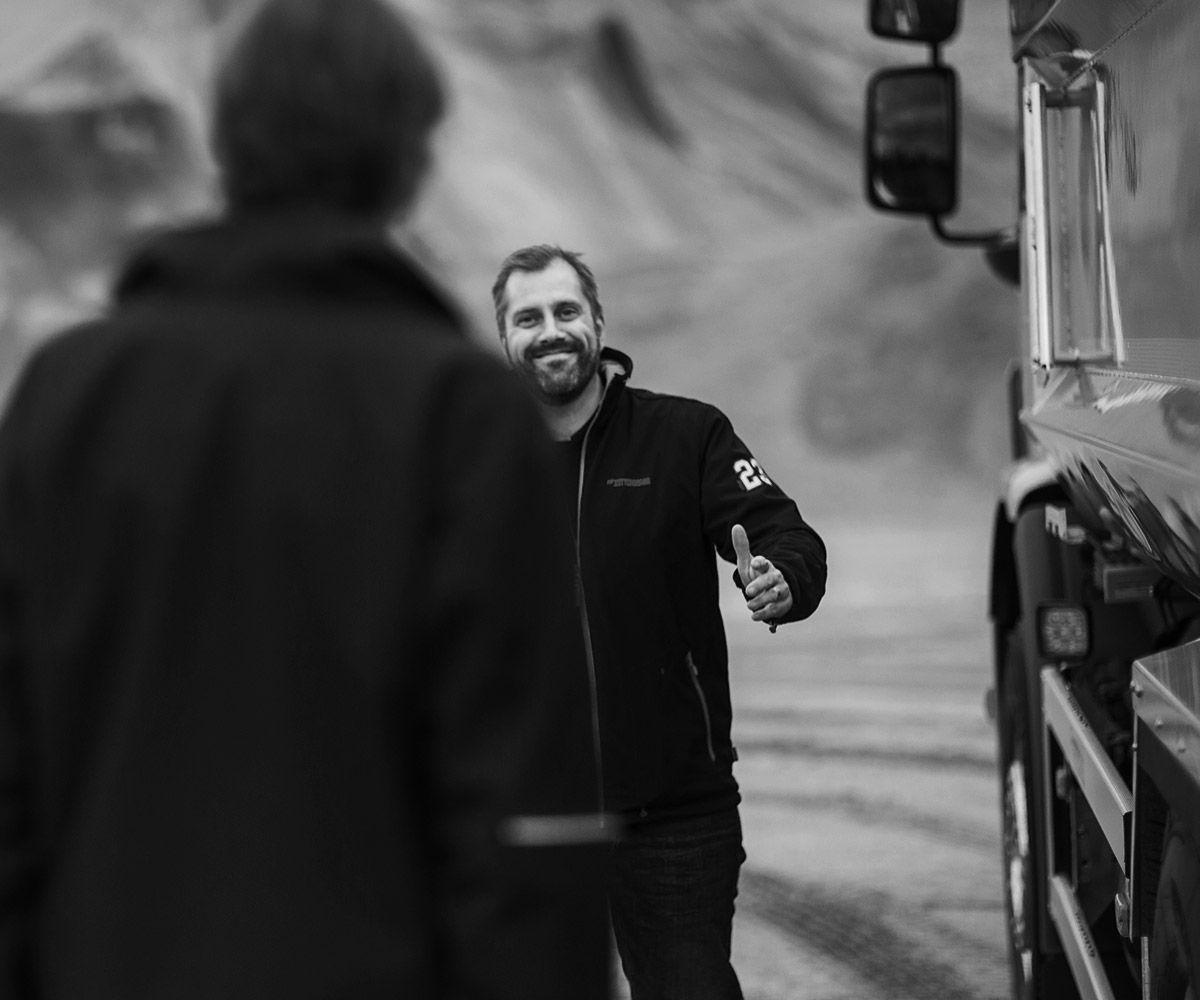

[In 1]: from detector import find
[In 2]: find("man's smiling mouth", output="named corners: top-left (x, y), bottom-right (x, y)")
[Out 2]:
top-left (530, 343), bottom-right (578, 361)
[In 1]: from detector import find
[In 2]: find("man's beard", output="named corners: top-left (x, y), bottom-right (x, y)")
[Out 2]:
top-left (519, 341), bottom-right (600, 405)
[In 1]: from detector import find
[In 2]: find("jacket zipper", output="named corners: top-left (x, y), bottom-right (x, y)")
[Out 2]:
top-left (574, 381), bottom-right (612, 813)
top-left (685, 651), bottom-right (717, 763)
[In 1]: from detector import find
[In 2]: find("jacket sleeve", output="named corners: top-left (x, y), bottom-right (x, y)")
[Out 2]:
top-left (699, 406), bottom-right (827, 623)
top-left (415, 359), bottom-right (610, 1000)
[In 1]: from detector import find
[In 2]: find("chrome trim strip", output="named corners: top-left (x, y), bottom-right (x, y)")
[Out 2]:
top-left (1092, 76), bottom-right (1126, 367)
top-left (1048, 874), bottom-right (1118, 1000)
top-left (1022, 63), bottom-right (1052, 369)
top-left (1042, 667), bottom-right (1133, 871)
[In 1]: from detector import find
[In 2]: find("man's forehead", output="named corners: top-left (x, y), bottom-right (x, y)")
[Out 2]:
top-left (504, 260), bottom-right (586, 311)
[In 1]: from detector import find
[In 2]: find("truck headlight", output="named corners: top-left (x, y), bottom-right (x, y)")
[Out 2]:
top-left (1037, 603), bottom-right (1090, 660)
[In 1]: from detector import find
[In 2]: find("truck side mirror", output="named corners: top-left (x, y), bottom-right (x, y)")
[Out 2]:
top-left (868, 0), bottom-right (959, 44)
top-left (865, 65), bottom-right (958, 217)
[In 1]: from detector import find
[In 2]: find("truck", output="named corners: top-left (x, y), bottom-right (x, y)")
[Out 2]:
top-left (862, 1), bottom-right (1200, 998)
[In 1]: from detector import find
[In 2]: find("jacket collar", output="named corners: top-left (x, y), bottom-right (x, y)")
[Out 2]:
top-left (586, 346), bottom-right (634, 435)
top-left (113, 207), bottom-right (458, 320)
top-left (598, 346), bottom-right (632, 387)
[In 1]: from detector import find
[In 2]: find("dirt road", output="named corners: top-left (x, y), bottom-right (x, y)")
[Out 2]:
top-left (614, 519), bottom-right (1010, 1000)
top-left (729, 521), bottom-right (1009, 1000)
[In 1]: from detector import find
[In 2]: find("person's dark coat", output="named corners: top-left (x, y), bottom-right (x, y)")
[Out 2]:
top-left (571, 348), bottom-right (826, 821)
top-left (0, 210), bottom-right (608, 1000)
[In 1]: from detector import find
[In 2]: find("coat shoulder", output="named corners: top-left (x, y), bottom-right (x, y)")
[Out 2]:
top-left (620, 385), bottom-right (726, 427)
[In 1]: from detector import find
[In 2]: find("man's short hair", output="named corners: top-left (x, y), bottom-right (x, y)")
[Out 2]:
top-left (492, 245), bottom-right (604, 335)
top-left (212, 0), bottom-right (445, 218)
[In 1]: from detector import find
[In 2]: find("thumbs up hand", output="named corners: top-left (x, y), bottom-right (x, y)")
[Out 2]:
top-left (731, 524), bottom-right (792, 630)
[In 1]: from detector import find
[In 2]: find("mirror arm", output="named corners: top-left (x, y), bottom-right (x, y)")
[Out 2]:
top-left (928, 214), bottom-right (1002, 246)
top-left (927, 219), bottom-right (1020, 285)
top-left (922, 45), bottom-right (1018, 285)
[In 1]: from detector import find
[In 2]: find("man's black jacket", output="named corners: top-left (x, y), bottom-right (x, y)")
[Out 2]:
top-left (571, 349), bottom-right (826, 820)
top-left (0, 211), bottom-right (608, 999)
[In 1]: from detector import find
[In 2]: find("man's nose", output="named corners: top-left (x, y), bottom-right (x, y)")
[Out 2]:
top-left (543, 312), bottom-right (569, 334)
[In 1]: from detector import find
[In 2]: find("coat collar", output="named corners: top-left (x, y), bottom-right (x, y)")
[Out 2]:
top-left (585, 346), bottom-right (634, 436)
top-left (598, 346), bottom-right (633, 387)
top-left (113, 207), bottom-right (457, 320)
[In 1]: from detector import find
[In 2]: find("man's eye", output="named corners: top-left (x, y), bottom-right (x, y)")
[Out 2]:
top-left (557, 306), bottom-right (580, 320)
top-left (515, 314), bottom-right (539, 327)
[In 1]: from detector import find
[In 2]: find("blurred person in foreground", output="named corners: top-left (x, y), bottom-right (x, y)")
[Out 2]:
top-left (0, 3), bottom-right (611, 998)
top-left (492, 245), bottom-right (828, 1000)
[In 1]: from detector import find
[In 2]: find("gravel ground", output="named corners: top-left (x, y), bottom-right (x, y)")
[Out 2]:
top-left (614, 522), bottom-right (1011, 1000)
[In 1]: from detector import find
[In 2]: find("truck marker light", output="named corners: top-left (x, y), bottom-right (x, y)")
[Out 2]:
top-left (1037, 603), bottom-right (1090, 660)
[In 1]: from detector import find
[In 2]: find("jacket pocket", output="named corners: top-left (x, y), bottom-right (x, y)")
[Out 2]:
top-left (684, 651), bottom-right (716, 763)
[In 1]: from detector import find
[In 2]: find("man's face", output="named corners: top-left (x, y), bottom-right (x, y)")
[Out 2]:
top-left (501, 259), bottom-right (603, 405)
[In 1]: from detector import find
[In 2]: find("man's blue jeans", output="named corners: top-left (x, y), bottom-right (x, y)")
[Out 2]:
top-left (608, 806), bottom-right (745, 1000)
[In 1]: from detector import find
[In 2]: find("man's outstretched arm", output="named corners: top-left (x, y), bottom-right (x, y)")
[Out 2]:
top-left (700, 407), bottom-right (827, 627)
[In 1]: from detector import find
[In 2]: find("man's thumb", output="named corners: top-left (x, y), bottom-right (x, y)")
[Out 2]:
top-left (732, 524), bottom-right (753, 586)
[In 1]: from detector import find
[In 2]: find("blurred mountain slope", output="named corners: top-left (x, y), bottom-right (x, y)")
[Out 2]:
top-left (406, 0), bottom-right (1014, 269)
top-left (401, 0), bottom-right (1020, 517)
top-left (0, 0), bottom-right (1020, 520)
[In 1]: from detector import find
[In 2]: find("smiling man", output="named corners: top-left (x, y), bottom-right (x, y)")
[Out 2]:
top-left (499, 252), bottom-right (605, 427)
top-left (492, 244), bottom-right (829, 1000)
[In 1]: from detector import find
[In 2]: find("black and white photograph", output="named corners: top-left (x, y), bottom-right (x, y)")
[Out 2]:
top-left (0, 1), bottom-right (1198, 998)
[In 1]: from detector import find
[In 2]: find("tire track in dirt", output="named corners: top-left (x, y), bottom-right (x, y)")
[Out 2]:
top-left (738, 869), bottom-right (989, 1000)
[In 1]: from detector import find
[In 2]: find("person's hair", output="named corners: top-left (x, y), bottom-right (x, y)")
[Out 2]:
top-left (212, 0), bottom-right (445, 218)
top-left (491, 245), bottom-right (604, 335)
